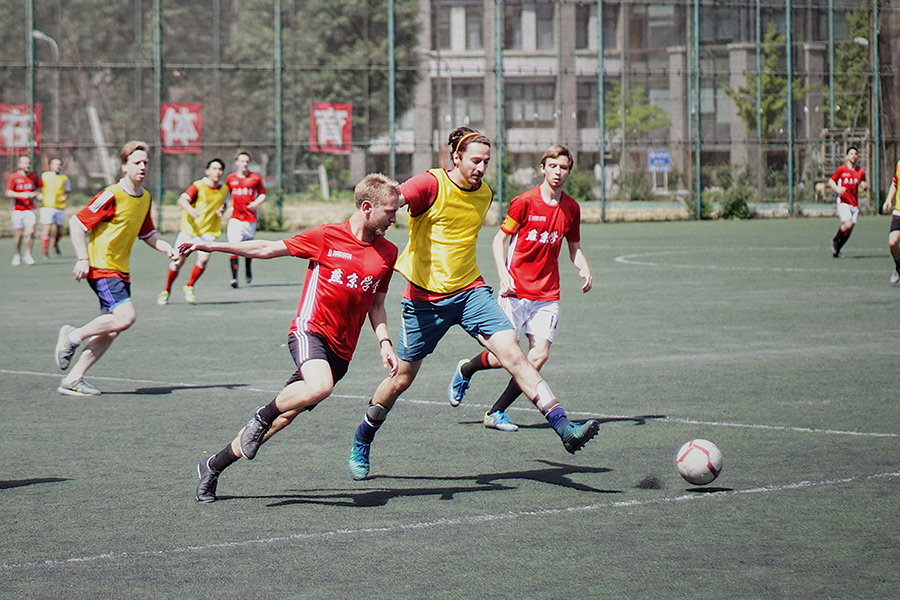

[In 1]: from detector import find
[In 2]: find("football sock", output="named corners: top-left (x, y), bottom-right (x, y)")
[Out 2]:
top-left (532, 380), bottom-right (570, 434)
top-left (209, 444), bottom-right (241, 473)
top-left (187, 264), bottom-right (205, 286)
top-left (42, 235), bottom-right (50, 254)
top-left (245, 258), bottom-right (253, 279)
top-left (229, 256), bottom-right (239, 279)
top-left (258, 399), bottom-right (281, 424)
top-left (490, 377), bottom-right (522, 414)
top-left (165, 265), bottom-right (180, 292)
top-left (54, 231), bottom-right (62, 248)
top-left (834, 229), bottom-right (851, 253)
top-left (461, 350), bottom-right (493, 379)
top-left (894, 258), bottom-right (900, 274)
top-left (355, 402), bottom-right (387, 444)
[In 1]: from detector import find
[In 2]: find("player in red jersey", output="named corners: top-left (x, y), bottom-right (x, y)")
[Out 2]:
top-left (183, 173), bottom-right (401, 503)
top-left (224, 149), bottom-right (267, 286)
top-left (828, 146), bottom-right (867, 258)
top-left (6, 155), bottom-right (42, 265)
top-left (451, 145), bottom-right (593, 431)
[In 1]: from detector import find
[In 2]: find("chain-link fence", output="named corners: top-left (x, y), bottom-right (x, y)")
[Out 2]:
top-left (1, 0), bottom-right (896, 226)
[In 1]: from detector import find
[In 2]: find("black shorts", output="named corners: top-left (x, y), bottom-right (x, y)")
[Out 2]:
top-left (285, 331), bottom-right (349, 388)
top-left (890, 215), bottom-right (900, 232)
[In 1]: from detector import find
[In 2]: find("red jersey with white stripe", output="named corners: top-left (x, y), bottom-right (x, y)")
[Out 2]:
top-left (226, 171), bottom-right (265, 223)
top-left (499, 187), bottom-right (581, 301)
top-left (831, 163), bottom-right (866, 207)
top-left (6, 171), bottom-right (41, 211)
top-left (284, 221), bottom-right (398, 361)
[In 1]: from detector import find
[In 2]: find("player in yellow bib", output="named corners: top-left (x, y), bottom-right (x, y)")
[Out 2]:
top-left (157, 158), bottom-right (229, 305)
top-left (40, 157), bottom-right (72, 259)
top-left (881, 160), bottom-right (900, 284)
top-left (53, 141), bottom-right (178, 396)
top-left (347, 127), bottom-right (601, 480)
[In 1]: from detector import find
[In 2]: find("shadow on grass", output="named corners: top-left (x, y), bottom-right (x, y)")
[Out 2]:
top-left (462, 414), bottom-right (667, 430)
top-left (684, 486), bottom-right (733, 493)
top-left (218, 459), bottom-right (619, 508)
top-left (109, 383), bottom-right (249, 396)
top-left (0, 477), bottom-right (70, 490)
top-left (186, 299), bottom-right (280, 306)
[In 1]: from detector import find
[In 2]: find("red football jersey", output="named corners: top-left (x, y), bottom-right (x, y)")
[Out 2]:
top-left (226, 171), bottom-right (265, 223)
top-left (831, 163), bottom-right (866, 207)
top-left (499, 187), bottom-right (581, 301)
top-left (6, 171), bottom-right (42, 211)
top-left (283, 221), bottom-right (398, 361)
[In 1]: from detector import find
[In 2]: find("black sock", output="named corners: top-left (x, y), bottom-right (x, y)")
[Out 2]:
top-left (208, 444), bottom-right (240, 473)
top-left (834, 229), bottom-right (851, 252)
top-left (894, 258), bottom-right (900, 273)
top-left (229, 256), bottom-right (239, 278)
top-left (258, 399), bottom-right (280, 424)
top-left (245, 258), bottom-right (253, 278)
top-left (461, 350), bottom-right (493, 379)
top-left (490, 378), bottom-right (522, 414)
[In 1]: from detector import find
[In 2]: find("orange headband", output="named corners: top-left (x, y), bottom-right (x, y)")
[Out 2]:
top-left (454, 131), bottom-right (481, 154)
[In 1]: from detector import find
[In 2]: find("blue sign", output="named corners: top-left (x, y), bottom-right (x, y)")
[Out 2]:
top-left (648, 150), bottom-right (671, 173)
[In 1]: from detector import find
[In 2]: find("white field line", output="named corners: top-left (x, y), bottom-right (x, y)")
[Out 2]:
top-left (2, 469), bottom-right (898, 573)
top-left (4, 369), bottom-right (897, 439)
top-left (614, 247), bottom-right (887, 273)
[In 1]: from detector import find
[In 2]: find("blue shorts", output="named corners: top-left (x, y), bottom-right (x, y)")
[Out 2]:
top-left (88, 276), bottom-right (132, 312)
top-left (398, 285), bottom-right (512, 362)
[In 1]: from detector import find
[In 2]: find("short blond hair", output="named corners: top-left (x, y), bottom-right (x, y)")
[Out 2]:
top-left (120, 141), bottom-right (149, 165)
top-left (354, 173), bottom-right (400, 209)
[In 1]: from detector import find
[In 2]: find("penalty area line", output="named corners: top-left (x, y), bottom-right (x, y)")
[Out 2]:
top-left (2, 470), bottom-right (898, 573)
top-left (4, 369), bottom-right (898, 438)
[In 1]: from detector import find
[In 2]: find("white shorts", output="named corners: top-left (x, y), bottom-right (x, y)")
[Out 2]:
top-left (497, 296), bottom-right (560, 344)
top-left (40, 207), bottom-right (65, 226)
top-left (175, 230), bottom-right (217, 248)
top-left (11, 209), bottom-right (36, 230)
top-left (227, 219), bottom-right (257, 243)
top-left (836, 201), bottom-right (859, 225)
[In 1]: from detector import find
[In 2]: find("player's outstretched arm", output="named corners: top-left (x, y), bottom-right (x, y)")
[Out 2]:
top-left (179, 238), bottom-right (289, 260)
top-left (143, 231), bottom-right (179, 260)
top-left (883, 183), bottom-right (898, 214)
top-left (68, 215), bottom-right (90, 281)
top-left (568, 241), bottom-right (593, 293)
top-left (368, 292), bottom-right (398, 378)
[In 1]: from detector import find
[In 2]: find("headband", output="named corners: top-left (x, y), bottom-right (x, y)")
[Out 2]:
top-left (454, 131), bottom-right (481, 154)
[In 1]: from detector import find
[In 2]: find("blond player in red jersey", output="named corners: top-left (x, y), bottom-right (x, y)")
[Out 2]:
top-left (157, 158), bottom-right (229, 305)
top-left (450, 145), bottom-right (593, 432)
top-left (828, 146), bottom-right (867, 258)
top-left (184, 174), bottom-right (400, 502)
top-left (224, 149), bottom-right (266, 286)
top-left (6, 155), bottom-right (42, 265)
top-left (53, 141), bottom-right (178, 396)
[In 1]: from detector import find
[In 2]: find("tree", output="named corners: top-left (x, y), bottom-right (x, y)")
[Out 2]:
top-left (603, 81), bottom-right (671, 148)
top-left (723, 22), bottom-right (814, 139)
top-left (827, 5), bottom-right (871, 131)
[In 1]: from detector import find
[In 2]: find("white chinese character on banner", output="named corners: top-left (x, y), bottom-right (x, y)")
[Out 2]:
top-left (0, 108), bottom-right (32, 150)
top-left (161, 106), bottom-right (200, 147)
top-left (313, 106), bottom-right (349, 148)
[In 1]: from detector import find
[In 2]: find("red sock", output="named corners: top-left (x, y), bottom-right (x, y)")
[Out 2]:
top-left (165, 266), bottom-right (180, 292)
top-left (42, 235), bottom-right (50, 254)
top-left (187, 264), bottom-right (205, 286)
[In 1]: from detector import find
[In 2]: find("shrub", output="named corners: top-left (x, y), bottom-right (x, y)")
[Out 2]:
top-left (563, 167), bottom-right (596, 203)
top-left (720, 185), bottom-right (753, 219)
top-left (685, 190), bottom-right (715, 219)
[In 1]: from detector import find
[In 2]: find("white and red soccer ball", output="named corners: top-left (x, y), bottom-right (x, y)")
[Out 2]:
top-left (675, 439), bottom-right (723, 485)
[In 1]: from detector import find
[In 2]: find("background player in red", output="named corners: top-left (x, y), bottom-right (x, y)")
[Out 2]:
top-left (54, 141), bottom-right (178, 396)
top-left (183, 173), bottom-right (400, 503)
top-left (827, 146), bottom-right (867, 258)
top-left (6, 155), bottom-right (42, 265)
top-left (450, 145), bottom-right (593, 432)
top-left (224, 149), bottom-right (267, 286)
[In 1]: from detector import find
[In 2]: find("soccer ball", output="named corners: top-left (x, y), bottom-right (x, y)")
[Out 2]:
top-left (675, 439), bottom-right (723, 485)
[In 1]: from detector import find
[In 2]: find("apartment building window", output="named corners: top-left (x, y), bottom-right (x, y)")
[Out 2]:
top-left (576, 81), bottom-right (598, 129)
top-left (504, 2), bottom-right (555, 51)
top-left (466, 5), bottom-right (483, 50)
top-left (575, 3), bottom-right (619, 51)
top-left (506, 81), bottom-right (556, 128)
top-left (433, 3), bottom-right (451, 50)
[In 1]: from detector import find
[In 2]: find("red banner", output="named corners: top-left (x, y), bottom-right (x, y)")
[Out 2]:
top-left (0, 103), bottom-right (42, 155)
top-left (310, 102), bottom-right (352, 153)
top-left (160, 102), bottom-right (202, 154)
